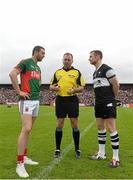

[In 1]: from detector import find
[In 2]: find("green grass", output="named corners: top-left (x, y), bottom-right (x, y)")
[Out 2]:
top-left (0, 105), bottom-right (133, 179)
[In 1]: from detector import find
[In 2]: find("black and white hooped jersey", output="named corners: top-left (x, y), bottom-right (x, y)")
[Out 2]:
top-left (93, 64), bottom-right (116, 105)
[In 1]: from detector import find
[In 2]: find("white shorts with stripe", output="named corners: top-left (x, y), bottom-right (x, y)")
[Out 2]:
top-left (19, 100), bottom-right (39, 117)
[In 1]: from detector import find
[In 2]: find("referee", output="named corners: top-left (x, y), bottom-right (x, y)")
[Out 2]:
top-left (50, 53), bottom-right (85, 159)
top-left (88, 50), bottom-right (120, 168)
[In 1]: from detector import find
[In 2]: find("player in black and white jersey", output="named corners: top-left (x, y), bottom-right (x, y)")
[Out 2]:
top-left (88, 50), bottom-right (120, 168)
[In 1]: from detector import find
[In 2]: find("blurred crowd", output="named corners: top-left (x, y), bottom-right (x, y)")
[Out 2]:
top-left (118, 89), bottom-right (133, 104)
top-left (0, 86), bottom-right (133, 105)
top-left (0, 88), bottom-right (18, 104)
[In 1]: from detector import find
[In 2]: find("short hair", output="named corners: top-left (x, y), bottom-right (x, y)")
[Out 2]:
top-left (32, 46), bottom-right (45, 55)
top-left (90, 50), bottom-right (103, 59)
top-left (63, 52), bottom-right (73, 60)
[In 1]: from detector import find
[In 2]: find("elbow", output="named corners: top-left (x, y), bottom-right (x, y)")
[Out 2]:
top-left (49, 86), bottom-right (53, 91)
top-left (118, 83), bottom-right (120, 90)
top-left (81, 87), bottom-right (84, 92)
top-left (116, 79), bottom-right (120, 89)
top-left (9, 71), bottom-right (13, 78)
top-left (77, 87), bottom-right (84, 93)
top-left (9, 70), bottom-right (17, 79)
top-left (116, 83), bottom-right (120, 92)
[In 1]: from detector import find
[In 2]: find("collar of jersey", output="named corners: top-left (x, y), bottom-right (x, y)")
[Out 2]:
top-left (96, 63), bottom-right (103, 71)
top-left (62, 66), bottom-right (74, 71)
top-left (31, 58), bottom-right (37, 64)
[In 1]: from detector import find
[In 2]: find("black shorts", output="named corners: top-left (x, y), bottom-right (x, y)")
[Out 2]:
top-left (55, 95), bottom-right (79, 118)
top-left (95, 104), bottom-right (117, 119)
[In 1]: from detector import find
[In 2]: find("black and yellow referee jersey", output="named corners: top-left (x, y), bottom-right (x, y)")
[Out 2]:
top-left (50, 67), bottom-right (85, 97)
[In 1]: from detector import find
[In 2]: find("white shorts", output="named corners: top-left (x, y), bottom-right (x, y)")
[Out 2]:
top-left (19, 100), bottom-right (40, 117)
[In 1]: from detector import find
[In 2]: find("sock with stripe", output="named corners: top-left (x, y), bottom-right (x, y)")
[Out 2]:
top-left (17, 155), bottom-right (24, 164)
top-left (110, 131), bottom-right (119, 161)
top-left (98, 129), bottom-right (106, 156)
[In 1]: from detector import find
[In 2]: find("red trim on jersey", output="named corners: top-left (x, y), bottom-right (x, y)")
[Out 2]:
top-left (21, 71), bottom-right (41, 93)
top-left (21, 71), bottom-right (32, 93)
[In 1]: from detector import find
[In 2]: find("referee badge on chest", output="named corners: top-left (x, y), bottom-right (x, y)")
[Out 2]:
top-left (68, 74), bottom-right (75, 78)
top-left (98, 71), bottom-right (101, 75)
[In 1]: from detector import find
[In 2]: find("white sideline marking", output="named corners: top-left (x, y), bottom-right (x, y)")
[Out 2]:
top-left (35, 120), bottom-right (95, 179)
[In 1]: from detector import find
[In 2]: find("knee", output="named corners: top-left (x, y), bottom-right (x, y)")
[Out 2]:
top-left (71, 123), bottom-right (78, 129)
top-left (22, 126), bottom-right (32, 134)
top-left (57, 121), bottom-right (64, 129)
top-left (97, 124), bottom-right (105, 131)
top-left (71, 119), bottom-right (78, 129)
top-left (108, 127), bottom-right (116, 133)
top-left (106, 123), bottom-right (116, 133)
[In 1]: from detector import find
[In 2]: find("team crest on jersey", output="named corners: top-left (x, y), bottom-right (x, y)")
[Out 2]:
top-left (68, 74), bottom-right (75, 78)
top-left (30, 65), bottom-right (39, 71)
top-left (31, 65), bottom-right (35, 69)
top-left (35, 67), bottom-right (39, 71)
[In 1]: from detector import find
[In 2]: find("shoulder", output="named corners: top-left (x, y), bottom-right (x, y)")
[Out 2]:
top-left (102, 64), bottom-right (116, 78)
top-left (15, 58), bottom-right (32, 73)
top-left (72, 67), bottom-right (81, 74)
top-left (54, 68), bottom-right (63, 74)
top-left (101, 64), bottom-right (113, 71)
top-left (18, 58), bottom-right (31, 65)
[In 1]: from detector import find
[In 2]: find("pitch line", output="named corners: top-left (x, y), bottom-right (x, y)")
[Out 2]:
top-left (35, 120), bottom-right (95, 179)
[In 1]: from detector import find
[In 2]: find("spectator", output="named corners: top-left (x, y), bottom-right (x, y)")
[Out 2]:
top-left (0, 86), bottom-right (133, 105)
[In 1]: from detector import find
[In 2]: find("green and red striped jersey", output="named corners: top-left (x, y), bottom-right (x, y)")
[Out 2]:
top-left (15, 58), bottom-right (41, 100)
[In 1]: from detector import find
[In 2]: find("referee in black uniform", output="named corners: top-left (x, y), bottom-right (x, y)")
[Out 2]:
top-left (88, 50), bottom-right (120, 167)
top-left (50, 52), bottom-right (85, 158)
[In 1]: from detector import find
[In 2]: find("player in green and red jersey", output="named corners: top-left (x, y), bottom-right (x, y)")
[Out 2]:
top-left (9, 46), bottom-right (45, 178)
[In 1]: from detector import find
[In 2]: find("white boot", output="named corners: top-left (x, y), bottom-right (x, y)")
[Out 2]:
top-left (24, 156), bottom-right (39, 165)
top-left (16, 163), bottom-right (29, 178)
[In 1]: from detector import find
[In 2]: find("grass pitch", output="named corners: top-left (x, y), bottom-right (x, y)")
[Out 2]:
top-left (0, 105), bottom-right (133, 179)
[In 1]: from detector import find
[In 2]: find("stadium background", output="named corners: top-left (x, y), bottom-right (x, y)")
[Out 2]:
top-left (0, 83), bottom-right (133, 179)
top-left (0, 83), bottom-right (133, 107)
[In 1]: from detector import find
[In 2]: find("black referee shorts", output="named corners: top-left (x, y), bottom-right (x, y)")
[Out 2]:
top-left (55, 95), bottom-right (79, 118)
top-left (95, 103), bottom-right (117, 119)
